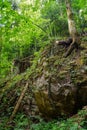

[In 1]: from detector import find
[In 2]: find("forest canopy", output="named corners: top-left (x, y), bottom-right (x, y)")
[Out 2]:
top-left (0, 0), bottom-right (87, 78)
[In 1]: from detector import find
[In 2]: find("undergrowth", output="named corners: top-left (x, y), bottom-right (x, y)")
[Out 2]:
top-left (0, 111), bottom-right (87, 130)
top-left (30, 118), bottom-right (87, 130)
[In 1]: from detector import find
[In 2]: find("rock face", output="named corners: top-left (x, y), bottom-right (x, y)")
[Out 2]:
top-left (32, 40), bottom-right (87, 118)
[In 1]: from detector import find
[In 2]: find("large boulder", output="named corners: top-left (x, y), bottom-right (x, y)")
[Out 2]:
top-left (32, 41), bottom-right (87, 118)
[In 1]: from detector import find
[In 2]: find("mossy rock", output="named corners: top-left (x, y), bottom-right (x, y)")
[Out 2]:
top-left (32, 41), bottom-right (87, 118)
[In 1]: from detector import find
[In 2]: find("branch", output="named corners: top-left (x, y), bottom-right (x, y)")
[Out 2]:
top-left (9, 82), bottom-right (29, 121)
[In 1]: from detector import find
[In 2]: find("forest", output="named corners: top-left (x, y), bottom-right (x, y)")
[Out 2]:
top-left (0, 0), bottom-right (87, 130)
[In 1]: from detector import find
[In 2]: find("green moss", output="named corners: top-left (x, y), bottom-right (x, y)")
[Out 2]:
top-left (34, 91), bottom-right (54, 116)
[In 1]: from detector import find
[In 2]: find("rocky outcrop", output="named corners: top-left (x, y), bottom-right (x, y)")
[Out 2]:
top-left (32, 40), bottom-right (87, 118)
top-left (0, 40), bottom-right (87, 119)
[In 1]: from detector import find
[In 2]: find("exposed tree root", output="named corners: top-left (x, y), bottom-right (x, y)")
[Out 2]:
top-left (64, 41), bottom-right (78, 57)
top-left (58, 38), bottom-right (80, 57)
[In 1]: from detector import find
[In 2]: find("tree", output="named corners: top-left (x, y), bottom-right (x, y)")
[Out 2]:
top-left (65, 0), bottom-right (81, 57)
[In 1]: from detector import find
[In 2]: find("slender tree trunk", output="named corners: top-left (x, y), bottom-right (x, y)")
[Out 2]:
top-left (65, 0), bottom-right (80, 57)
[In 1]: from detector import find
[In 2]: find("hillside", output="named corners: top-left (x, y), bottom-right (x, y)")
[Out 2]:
top-left (0, 37), bottom-right (87, 129)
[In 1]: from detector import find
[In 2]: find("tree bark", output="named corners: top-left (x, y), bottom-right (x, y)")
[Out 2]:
top-left (65, 0), bottom-right (80, 57)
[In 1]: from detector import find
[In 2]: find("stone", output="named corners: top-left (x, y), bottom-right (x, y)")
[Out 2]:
top-left (32, 41), bottom-right (87, 118)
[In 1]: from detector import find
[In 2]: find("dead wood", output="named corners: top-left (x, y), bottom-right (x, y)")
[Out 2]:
top-left (9, 82), bottom-right (29, 121)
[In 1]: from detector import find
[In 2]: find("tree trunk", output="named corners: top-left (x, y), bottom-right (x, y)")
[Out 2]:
top-left (65, 0), bottom-right (80, 57)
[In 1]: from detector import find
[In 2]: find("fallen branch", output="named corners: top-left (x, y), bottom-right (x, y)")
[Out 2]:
top-left (9, 82), bottom-right (29, 121)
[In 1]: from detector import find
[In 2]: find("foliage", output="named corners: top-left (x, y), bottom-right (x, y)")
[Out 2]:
top-left (0, 0), bottom-right (87, 130)
top-left (0, 0), bottom-right (87, 78)
top-left (30, 119), bottom-right (86, 130)
top-left (72, 0), bottom-right (87, 32)
top-left (14, 113), bottom-right (29, 130)
top-left (30, 106), bottom-right (87, 130)
top-left (41, 0), bottom-right (68, 37)
top-left (0, 110), bottom-right (87, 130)
top-left (0, 0), bottom-right (48, 78)
top-left (0, 113), bottom-right (29, 130)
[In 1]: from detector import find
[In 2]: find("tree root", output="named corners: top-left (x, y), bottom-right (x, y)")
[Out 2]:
top-left (64, 41), bottom-right (77, 57)
top-left (58, 38), bottom-right (79, 57)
